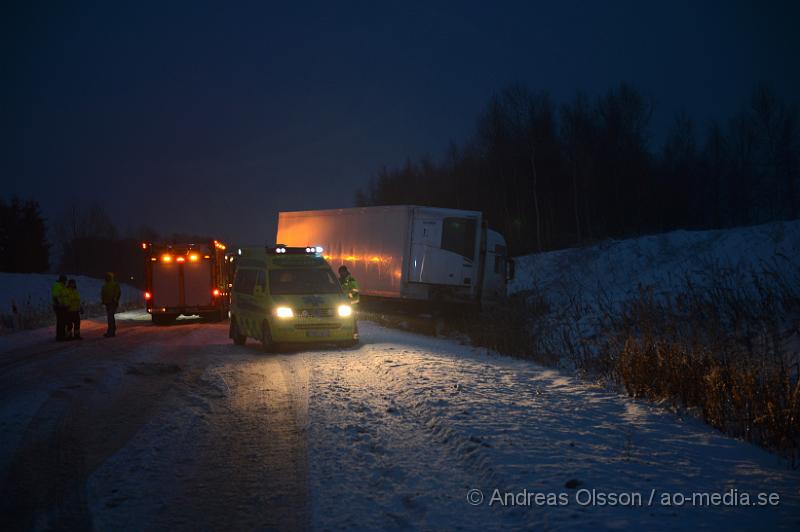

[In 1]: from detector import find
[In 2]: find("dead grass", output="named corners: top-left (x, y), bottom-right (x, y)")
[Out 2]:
top-left (445, 293), bottom-right (549, 361)
top-left (451, 257), bottom-right (800, 465)
top-left (605, 260), bottom-right (800, 465)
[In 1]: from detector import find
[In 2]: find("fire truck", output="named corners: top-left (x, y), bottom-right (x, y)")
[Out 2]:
top-left (142, 240), bottom-right (230, 324)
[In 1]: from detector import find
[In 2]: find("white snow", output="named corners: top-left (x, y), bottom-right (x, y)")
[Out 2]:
top-left (509, 219), bottom-right (800, 309)
top-left (507, 220), bottom-right (800, 369)
top-left (304, 322), bottom-right (800, 530)
top-left (2, 315), bottom-right (797, 529)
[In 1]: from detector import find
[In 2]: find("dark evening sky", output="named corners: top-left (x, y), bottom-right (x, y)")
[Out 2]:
top-left (3, 0), bottom-right (798, 245)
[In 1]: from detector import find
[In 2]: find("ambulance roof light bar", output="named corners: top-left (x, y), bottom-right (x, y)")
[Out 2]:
top-left (267, 245), bottom-right (323, 255)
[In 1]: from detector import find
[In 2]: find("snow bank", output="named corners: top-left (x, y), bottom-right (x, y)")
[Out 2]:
top-left (0, 272), bottom-right (142, 332)
top-left (507, 220), bottom-right (800, 372)
top-left (510, 220), bottom-right (800, 307)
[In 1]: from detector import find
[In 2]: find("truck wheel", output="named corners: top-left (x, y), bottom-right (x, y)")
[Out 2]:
top-left (152, 314), bottom-right (176, 326)
top-left (229, 317), bottom-right (246, 345)
top-left (260, 321), bottom-right (274, 353)
top-left (204, 310), bottom-right (223, 323)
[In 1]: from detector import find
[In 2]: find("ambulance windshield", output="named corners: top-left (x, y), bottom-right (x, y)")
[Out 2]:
top-left (269, 269), bottom-right (341, 295)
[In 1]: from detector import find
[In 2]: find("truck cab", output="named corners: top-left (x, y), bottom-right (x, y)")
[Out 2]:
top-left (481, 228), bottom-right (512, 303)
top-left (228, 246), bottom-right (359, 351)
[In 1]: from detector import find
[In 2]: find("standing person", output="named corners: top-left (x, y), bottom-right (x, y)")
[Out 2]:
top-left (101, 272), bottom-right (121, 337)
top-left (338, 265), bottom-right (360, 304)
top-left (63, 279), bottom-right (82, 340)
top-left (51, 274), bottom-right (67, 341)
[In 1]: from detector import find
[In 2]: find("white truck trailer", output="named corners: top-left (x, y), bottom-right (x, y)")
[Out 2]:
top-left (276, 206), bottom-right (513, 306)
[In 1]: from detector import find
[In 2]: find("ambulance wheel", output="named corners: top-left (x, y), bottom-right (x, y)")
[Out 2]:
top-left (260, 321), bottom-right (274, 353)
top-left (229, 317), bottom-right (246, 345)
top-left (337, 339), bottom-right (359, 348)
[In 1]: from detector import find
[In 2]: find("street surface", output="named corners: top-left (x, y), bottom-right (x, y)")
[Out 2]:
top-left (1, 312), bottom-right (798, 530)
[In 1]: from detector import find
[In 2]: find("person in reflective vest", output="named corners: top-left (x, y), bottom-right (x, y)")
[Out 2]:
top-left (62, 279), bottom-right (83, 340)
top-left (51, 274), bottom-right (67, 341)
top-left (101, 272), bottom-right (121, 337)
top-left (338, 265), bottom-right (360, 304)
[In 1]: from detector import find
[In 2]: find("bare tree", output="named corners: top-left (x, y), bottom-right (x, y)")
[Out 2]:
top-left (53, 203), bottom-right (118, 269)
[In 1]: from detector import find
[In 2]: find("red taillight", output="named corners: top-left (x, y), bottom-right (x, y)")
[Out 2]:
top-left (145, 291), bottom-right (152, 300)
top-left (176, 256), bottom-right (185, 263)
top-left (212, 288), bottom-right (220, 297)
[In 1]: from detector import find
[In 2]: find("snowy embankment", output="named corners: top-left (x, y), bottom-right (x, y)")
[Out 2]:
top-left (508, 220), bottom-right (800, 365)
top-left (0, 272), bottom-right (142, 332)
top-left (510, 220), bottom-right (800, 308)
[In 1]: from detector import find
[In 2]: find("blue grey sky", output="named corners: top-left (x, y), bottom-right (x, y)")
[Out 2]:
top-left (3, 0), bottom-right (798, 244)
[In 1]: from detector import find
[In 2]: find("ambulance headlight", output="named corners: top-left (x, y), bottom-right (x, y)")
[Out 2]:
top-left (275, 306), bottom-right (294, 318)
top-left (337, 304), bottom-right (352, 317)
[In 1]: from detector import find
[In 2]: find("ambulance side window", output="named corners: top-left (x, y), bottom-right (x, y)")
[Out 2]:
top-left (234, 269), bottom-right (257, 294)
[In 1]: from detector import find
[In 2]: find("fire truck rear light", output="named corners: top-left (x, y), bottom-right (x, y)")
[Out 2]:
top-left (145, 291), bottom-right (152, 300)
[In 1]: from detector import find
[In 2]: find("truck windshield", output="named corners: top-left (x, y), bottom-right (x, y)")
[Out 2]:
top-left (269, 269), bottom-right (342, 295)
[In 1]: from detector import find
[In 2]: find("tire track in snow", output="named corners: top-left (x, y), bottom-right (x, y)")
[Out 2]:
top-left (0, 322), bottom-right (210, 531)
top-left (118, 347), bottom-right (312, 531)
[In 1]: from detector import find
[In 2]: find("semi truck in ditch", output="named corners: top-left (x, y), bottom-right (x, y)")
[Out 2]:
top-left (275, 206), bottom-right (514, 307)
top-left (142, 240), bottom-right (230, 324)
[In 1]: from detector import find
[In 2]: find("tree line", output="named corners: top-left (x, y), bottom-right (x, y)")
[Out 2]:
top-left (0, 198), bottom-right (210, 288)
top-left (356, 83), bottom-right (799, 255)
top-left (54, 205), bottom-right (211, 288)
top-left (0, 197), bottom-right (49, 273)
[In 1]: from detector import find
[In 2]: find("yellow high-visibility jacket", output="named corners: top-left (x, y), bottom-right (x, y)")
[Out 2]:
top-left (101, 273), bottom-right (121, 305)
top-left (340, 275), bottom-right (360, 303)
top-left (51, 281), bottom-right (66, 306)
top-left (62, 287), bottom-right (81, 312)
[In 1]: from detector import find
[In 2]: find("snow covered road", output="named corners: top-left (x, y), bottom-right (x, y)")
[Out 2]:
top-left (0, 313), bottom-right (798, 530)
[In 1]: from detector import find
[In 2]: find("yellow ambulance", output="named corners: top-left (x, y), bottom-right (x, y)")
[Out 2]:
top-left (228, 245), bottom-right (358, 351)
